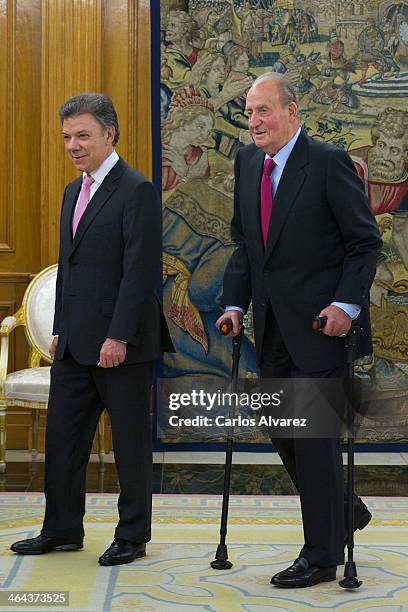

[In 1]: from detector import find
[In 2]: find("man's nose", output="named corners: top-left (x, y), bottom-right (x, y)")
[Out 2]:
top-left (66, 137), bottom-right (79, 150)
top-left (249, 113), bottom-right (261, 127)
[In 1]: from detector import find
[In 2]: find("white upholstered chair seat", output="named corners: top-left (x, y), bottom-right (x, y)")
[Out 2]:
top-left (5, 367), bottom-right (51, 403)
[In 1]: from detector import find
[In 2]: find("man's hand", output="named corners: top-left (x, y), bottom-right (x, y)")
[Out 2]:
top-left (319, 304), bottom-right (352, 337)
top-left (49, 335), bottom-right (58, 361)
top-left (215, 310), bottom-right (243, 337)
top-left (98, 338), bottom-right (127, 368)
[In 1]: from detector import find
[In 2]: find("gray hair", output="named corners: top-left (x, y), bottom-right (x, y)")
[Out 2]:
top-left (251, 72), bottom-right (299, 109)
top-left (59, 93), bottom-right (120, 145)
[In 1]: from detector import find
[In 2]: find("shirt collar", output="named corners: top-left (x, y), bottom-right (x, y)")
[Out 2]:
top-left (265, 127), bottom-right (301, 170)
top-left (85, 150), bottom-right (119, 185)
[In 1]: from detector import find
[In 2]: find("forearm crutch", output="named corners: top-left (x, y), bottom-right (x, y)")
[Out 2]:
top-left (211, 318), bottom-right (243, 570)
top-left (340, 322), bottom-right (363, 589)
top-left (312, 316), bottom-right (363, 589)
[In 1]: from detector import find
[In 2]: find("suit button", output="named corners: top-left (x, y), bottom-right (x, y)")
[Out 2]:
top-left (261, 301), bottom-right (266, 308)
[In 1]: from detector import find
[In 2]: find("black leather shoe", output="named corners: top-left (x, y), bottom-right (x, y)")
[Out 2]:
top-left (271, 557), bottom-right (336, 588)
top-left (98, 539), bottom-right (146, 566)
top-left (11, 534), bottom-right (83, 555)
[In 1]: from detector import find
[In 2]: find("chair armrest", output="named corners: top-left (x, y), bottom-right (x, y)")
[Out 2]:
top-left (0, 316), bottom-right (18, 336)
top-left (0, 335), bottom-right (10, 392)
top-left (0, 314), bottom-right (22, 393)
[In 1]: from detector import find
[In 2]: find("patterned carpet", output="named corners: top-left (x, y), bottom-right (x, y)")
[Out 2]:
top-left (0, 494), bottom-right (407, 611)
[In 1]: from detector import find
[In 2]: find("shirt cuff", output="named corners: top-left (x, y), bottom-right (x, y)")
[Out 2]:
top-left (225, 306), bottom-right (245, 315)
top-left (331, 302), bottom-right (361, 320)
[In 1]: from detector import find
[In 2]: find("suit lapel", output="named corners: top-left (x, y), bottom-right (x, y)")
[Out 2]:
top-left (263, 130), bottom-right (309, 265)
top-left (69, 158), bottom-right (126, 257)
top-left (245, 148), bottom-right (265, 263)
top-left (63, 179), bottom-right (82, 247)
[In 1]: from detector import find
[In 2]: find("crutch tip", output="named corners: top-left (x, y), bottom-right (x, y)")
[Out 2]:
top-left (210, 559), bottom-right (233, 570)
top-left (339, 562), bottom-right (362, 589)
top-left (339, 576), bottom-right (362, 589)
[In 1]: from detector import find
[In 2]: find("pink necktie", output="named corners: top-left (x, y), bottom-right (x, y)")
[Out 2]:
top-left (260, 158), bottom-right (276, 246)
top-left (72, 174), bottom-right (95, 237)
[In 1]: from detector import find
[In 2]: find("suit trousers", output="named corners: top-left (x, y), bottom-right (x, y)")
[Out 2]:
top-left (42, 350), bottom-right (154, 544)
top-left (260, 304), bottom-right (346, 567)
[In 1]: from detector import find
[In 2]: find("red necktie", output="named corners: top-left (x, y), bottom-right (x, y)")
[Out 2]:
top-left (72, 174), bottom-right (95, 237)
top-left (260, 158), bottom-right (276, 246)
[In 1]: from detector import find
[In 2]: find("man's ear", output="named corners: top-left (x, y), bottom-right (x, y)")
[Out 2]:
top-left (106, 126), bottom-right (116, 144)
top-left (288, 101), bottom-right (298, 120)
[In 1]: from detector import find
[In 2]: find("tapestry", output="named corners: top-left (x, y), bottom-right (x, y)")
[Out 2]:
top-left (159, 0), bottom-right (408, 442)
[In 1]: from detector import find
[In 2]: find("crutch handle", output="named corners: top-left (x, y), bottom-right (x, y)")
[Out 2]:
top-left (219, 318), bottom-right (233, 335)
top-left (311, 315), bottom-right (327, 331)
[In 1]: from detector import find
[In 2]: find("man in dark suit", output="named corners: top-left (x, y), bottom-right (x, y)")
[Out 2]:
top-left (216, 73), bottom-right (381, 587)
top-left (11, 93), bottom-right (173, 566)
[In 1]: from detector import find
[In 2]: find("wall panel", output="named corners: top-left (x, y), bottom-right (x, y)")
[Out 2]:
top-left (0, 0), bottom-right (15, 253)
top-left (102, 0), bottom-right (152, 176)
top-left (40, 0), bottom-right (103, 267)
top-left (0, 0), bottom-right (41, 449)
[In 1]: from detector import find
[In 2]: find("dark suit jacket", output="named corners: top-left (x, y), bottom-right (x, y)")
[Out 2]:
top-left (53, 157), bottom-right (174, 365)
top-left (221, 129), bottom-right (382, 372)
